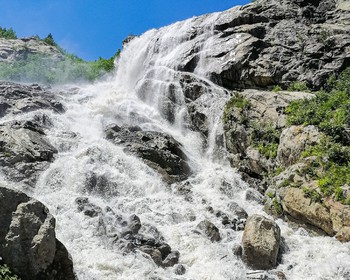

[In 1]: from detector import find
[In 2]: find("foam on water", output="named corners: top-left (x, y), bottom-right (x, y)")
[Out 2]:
top-left (6, 8), bottom-right (350, 280)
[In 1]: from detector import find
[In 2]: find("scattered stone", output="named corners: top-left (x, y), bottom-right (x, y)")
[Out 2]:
top-left (232, 244), bottom-right (243, 257)
top-left (75, 197), bottom-right (102, 217)
top-left (242, 214), bottom-right (281, 270)
top-left (174, 264), bottom-right (186, 275)
top-left (162, 251), bottom-right (180, 268)
top-left (195, 220), bottom-right (221, 242)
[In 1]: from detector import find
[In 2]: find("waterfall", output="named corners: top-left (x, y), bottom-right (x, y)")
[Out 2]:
top-left (8, 9), bottom-right (350, 280)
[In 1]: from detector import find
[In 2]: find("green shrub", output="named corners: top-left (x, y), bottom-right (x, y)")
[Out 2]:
top-left (272, 198), bottom-right (283, 215)
top-left (287, 81), bottom-right (309, 92)
top-left (222, 93), bottom-right (251, 124)
top-left (43, 33), bottom-right (56, 46)
top-left (0, 49), bottom-right (120, 85)
top-left (0, 264), bottom-right (21, 280)
top-left (0, 27), bottom-right (17, 39)
top-left (302, 186), bottom-right (323, 203)
top-left (272, 85), bottom-right (282, 92)
top-left (251, 122), bottom-right (280, 159)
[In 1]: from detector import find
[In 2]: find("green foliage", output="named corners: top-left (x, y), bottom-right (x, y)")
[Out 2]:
top-left (287, 81), bottom-right (309, 92)
top-left (272, 198), bottom-right (283, 215)
top-left (0, 264), bottom-right (21, 280)
top-left (43, 33), bottom-right (56, 46)
top-left (0, 27), bottom-right (17, 39)
top-left (222, 94), bottom-right (251, 124)
top-left (251, 122), bottom-right (280, 159)
top-left (272, 85), bottom-right (282, 92)
top-left (279, 179), bottom-right (291, 188)
top-left (302, 186), bottom-right (323, 203)
top-left (0, 49), bottom-right (120, 85)
top-left (287, 89), bottom-right (350, 145)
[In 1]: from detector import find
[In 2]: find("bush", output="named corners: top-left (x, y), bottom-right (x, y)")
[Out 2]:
top-left (251, 122), bottom-right (280, 159)
top-left (222, 93), bottom-right (251, 124)
top-left (43, 33), bottom-right (56, 46)
top-left (286, 89), bottom-right (350, 145)
top-left (0, 49), bottom-right (120, 85)
top-left (0, 27), bottom-right (17, 39)
top-left (287, 81), bottom-right (309, 92)
top-left (0, 264), bottom-right (21, 280)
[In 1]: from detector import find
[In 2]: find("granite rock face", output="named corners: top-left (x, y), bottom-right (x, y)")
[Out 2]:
top-left (0, 186), bottom-right (75, 280)
top-left (0, 81), bottom-right (64, 187)
top-left (207, 0), bottom-right (350, 90)
top-left (0, 37), bottom-right (64, 63)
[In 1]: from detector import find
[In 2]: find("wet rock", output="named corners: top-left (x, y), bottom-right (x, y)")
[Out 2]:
top-left (0, 186), bottom-right (75, 280)
top-left (232, 244), bottom-right (243, 257)
top-left (129, 214), bottom-right (141, 234)
top-left (158, 243), bottom-right (172, 260)
top-left (242, 214), bottom-right (281, 270)
top-left (174, 264), bottom-right (186, 275)
top-left (162, 251), bottom-right (180, 268)
top-left (105, 125), bottom-right (191, 183)
top-left (75, 197), bottom-right (102, 217)
top-left (139, 246), bottom-right (163, 266)
top-left (0, 81), bottom-right (65, 117)
top-left (0, 120), bottom-right (58, 187)
top-left (245, 188), bottom-right (266, 204)
top-left (195, 220), bottom-right (221, 242)
top-left (228, 202), bottom-right (249, 220)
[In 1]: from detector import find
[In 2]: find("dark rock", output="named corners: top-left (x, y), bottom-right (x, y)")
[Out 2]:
top-left (157, 243), bottom-right (172, 260)
top-left (195, 220), bottom-right (221, 242)
top-left (0, 120), bottom-right (57, 187)
top-left (242, 214), bottom-right (281, 270)
top-left (0, 81), bottom-right (65, 117)
top-left (174, 264), bottom-right (186, 275)
top-left (228, 202), bottom-right (248, 220)
top-left (232, 244), bottom-right (243, 257)
top-left (162, 251), bottom-right (180, 268)
top-left (139, 246), bottom-right (163, 266)
top-left (0, 186), bottom-right (75, 280)
top-left (75, 197), bottom-right (102, 217)
top-left (129, 214), bottom-right (141, 234)
top-left (105, 125), bottom-right (192, 183)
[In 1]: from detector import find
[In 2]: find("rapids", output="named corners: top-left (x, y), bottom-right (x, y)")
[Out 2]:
top-left (4, 8), bottom-right (350, 280)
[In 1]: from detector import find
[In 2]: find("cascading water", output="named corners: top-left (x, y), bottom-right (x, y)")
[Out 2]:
top-left (5, 8), bottom-right (350, 280)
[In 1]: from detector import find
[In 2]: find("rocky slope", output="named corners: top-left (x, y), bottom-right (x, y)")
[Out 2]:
top-left (0, 36), bottom-right (64, 63)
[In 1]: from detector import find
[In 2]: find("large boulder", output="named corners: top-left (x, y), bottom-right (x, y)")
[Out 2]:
top-left (278, 187), bottom-right (350, 241)
top-left (242, 214), bottom-right (281, 270)
top-left (0, 186), bottom-right (75, 280)
top-left (105, 125), bottom-right (191, 183)
top-left (0, 120), bottom-right (57, 187)
top-left (277, 125), bottom-right (321, 168)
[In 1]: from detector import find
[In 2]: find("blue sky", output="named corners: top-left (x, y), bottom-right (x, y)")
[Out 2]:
top-left (0, 0), bottom-right (249, 61)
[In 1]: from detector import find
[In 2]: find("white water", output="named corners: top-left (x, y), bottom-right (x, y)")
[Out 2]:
top-left (4, 9), bottom-right (350, 280)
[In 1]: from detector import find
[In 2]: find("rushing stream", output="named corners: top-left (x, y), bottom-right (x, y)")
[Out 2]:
top-left (5, 9), bottom-right (350, 280)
